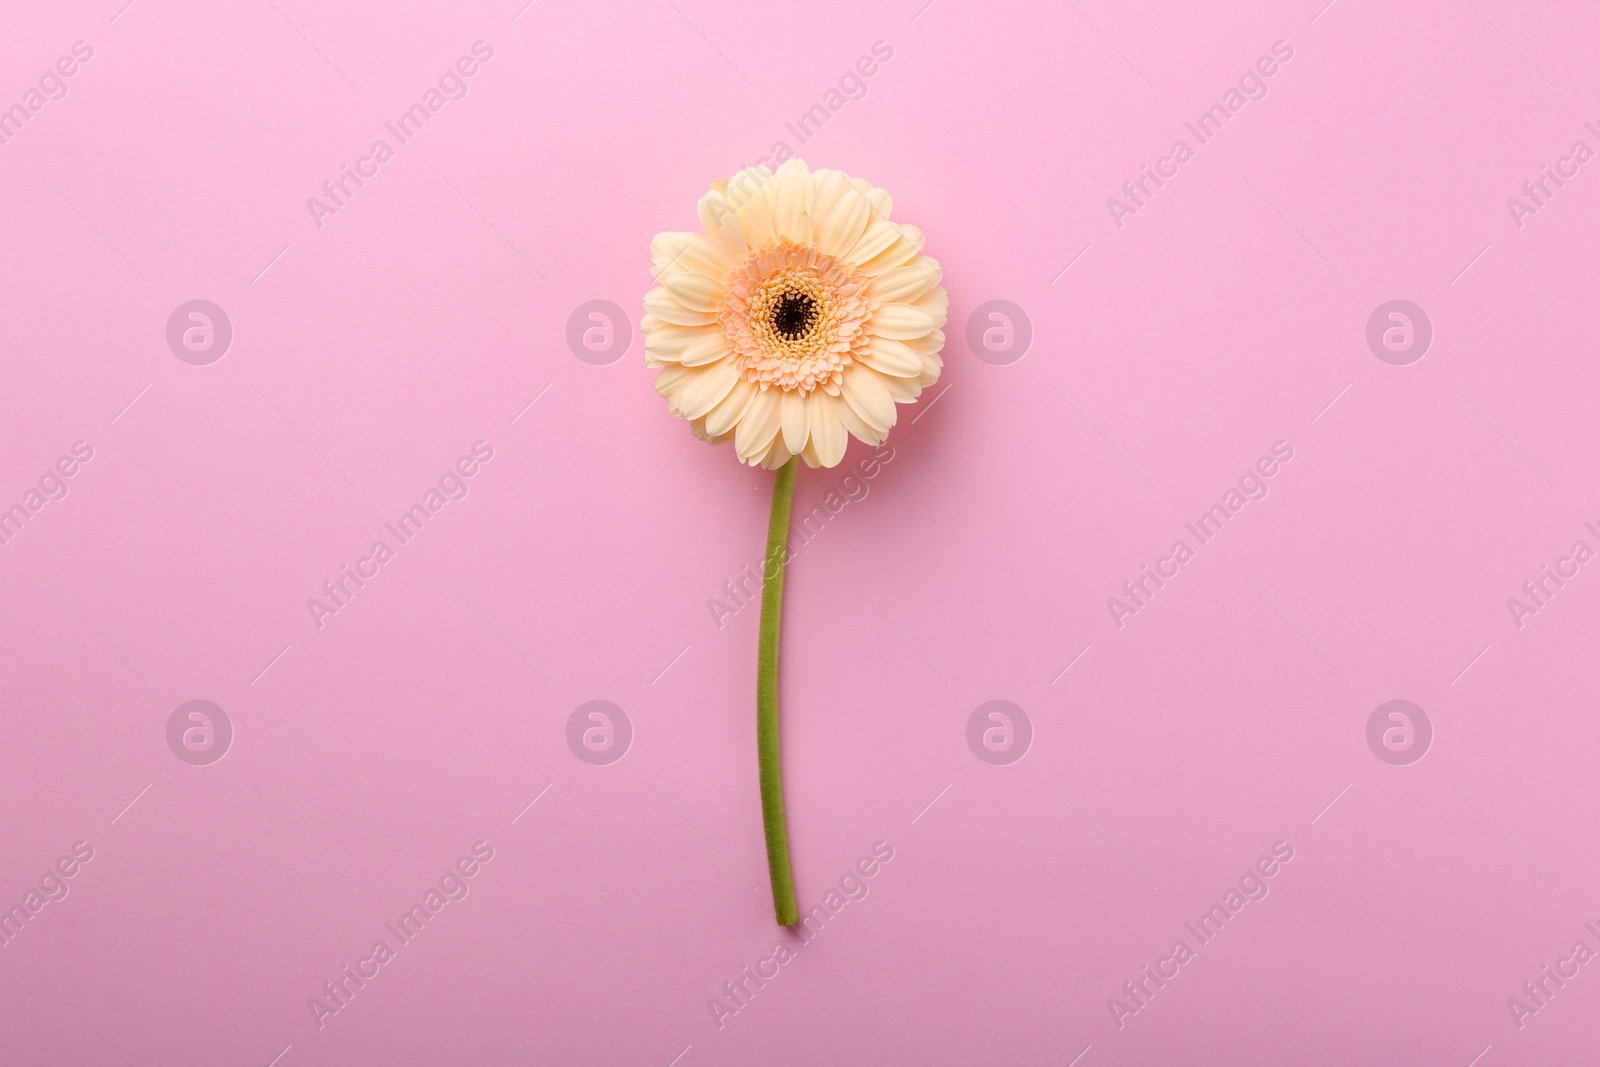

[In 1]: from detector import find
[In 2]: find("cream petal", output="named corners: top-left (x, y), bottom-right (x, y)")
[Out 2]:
top-left (789, 209), bottom-right (815, 245)
top-left (757, 181), bottom-right (783, 238)
top-left (917, 351), bottom-right (944, 389)
top-left (861, 183), bottom-right (892, 220)
top-left (645, 287), bottom-right (716, 327)
top-left (840, 365), bottom-right (896, 434)
top-left (644, 322), bottom-right (718, 356)
top-left (817, 186), bottom-right (872, 259)
top-left (801, 440), bottom-right (823, 468)
top-left (780, 390), bottom-right (809, 455)
top-left (903, 328), bottom-right (945, 355)
top-left (705, 377), bottom-right (757, 437)
top-left (859, 225), bottom-right (925, 275)
top-left (807, 391), bottom-right (847, 467)
top-left (680, 331), bottom-right (731, 366)
top-left (808, 169), bottom-right (854, 227)
top-left (676, 360), bottom-right (742, 420)
top-left (735, 387), bottom-right (782, 461)
top-left (662, 272), bottom-right (724, 313)
top-left (830, 390), bottom-right (885, 446)
top-left (652, 363), bottom-right (693, 401)
top-left (724, 166), bottom-right (777, 247)
top-left (861, 336), bottom-right (923, 377)
top-left (698, 189), bottom-right (749, 262)
top-left (771, 159), bottom-right (814, 242)
top-left (650, 231), bottom-right (731, 280)
top-left (867, 262), bottom-right (942, 305)
top-left (882, 374), bottom-right (922, 404)
top-left (869, 303), bottom-right (936, 340)
top-left (691, 415), bottom-right (735, 446)
top-left (911, 284), bottom-right (949, 328)
top-left (847, 219), bottom-right (902, 266)
top-left (757, 435), bottom-right (792, 470)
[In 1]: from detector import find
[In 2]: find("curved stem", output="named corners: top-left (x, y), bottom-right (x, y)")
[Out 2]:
top-left (758, 457), bottom-right (799, 926)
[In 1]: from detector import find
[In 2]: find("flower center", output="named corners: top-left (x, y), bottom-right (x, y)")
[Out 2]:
top-left (718, 238), bottom-right (871, 396)
top-left (770, 290), bottom-right (817, 340)
top-left (747, 271), bottom-right (832, 361)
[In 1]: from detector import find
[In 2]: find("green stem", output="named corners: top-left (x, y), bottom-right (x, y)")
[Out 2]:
top-left (758, 457), bottom-right (799, 926)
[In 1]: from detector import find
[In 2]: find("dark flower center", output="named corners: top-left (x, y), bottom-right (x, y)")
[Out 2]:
top-left (771, 291), bottom-right (817, 340)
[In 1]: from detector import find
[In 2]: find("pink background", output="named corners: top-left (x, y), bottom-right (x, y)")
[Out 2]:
top-left (3, 0), bottom-right (1599, 1063)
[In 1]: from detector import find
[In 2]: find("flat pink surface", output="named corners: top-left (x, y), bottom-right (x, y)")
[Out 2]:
top-left (3, 1), bottom-right (1599, 1064)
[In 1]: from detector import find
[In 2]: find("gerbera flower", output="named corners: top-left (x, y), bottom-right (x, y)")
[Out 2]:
top-left (643, 159), bottom-right (946, 468)
top-left (642, 160), bottom-right (946, 927)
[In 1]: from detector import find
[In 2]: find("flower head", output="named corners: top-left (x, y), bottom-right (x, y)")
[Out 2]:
top-left (644, 160), bottom-right (946, 468)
